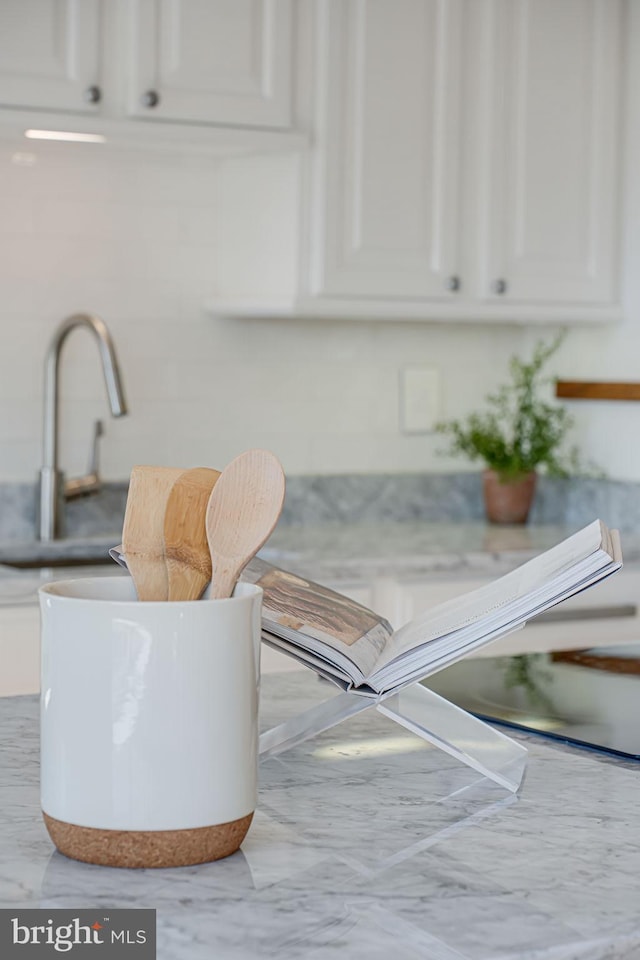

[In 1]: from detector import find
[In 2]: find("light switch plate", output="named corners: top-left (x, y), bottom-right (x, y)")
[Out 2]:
top-left (400, 366), bottom-right (441, 434)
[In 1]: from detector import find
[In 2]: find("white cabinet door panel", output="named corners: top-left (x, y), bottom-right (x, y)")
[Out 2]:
top-left (0, 0), bottom-right (101, 113)
top-left (313, 0), bottom-right (464, 299)
top-left (128, 0), bottom-right (293, 128)
top-left (480, 0), bottom-right (623, 305)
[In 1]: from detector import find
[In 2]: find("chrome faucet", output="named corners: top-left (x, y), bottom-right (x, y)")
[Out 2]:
top-left (37, 313), bottom-right (128, 541)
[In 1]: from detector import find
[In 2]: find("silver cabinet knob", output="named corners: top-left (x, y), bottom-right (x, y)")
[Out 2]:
top-left (493, 278), bottom-right (508, 295)
top-left (445, 275), bottom-right (461, 292)
top-left (141, 90), bottom-right (160, 108)
top-left (83, 85), bottom-right (101, 104)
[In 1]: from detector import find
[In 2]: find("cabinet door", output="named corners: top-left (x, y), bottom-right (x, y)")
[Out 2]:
top-left (127, 0), bottom-right (293, 128)
top-left (479, 0), bottom-right (624, 305)
top-left (0, 0), bottom-right (102, 113)
top-left (312, 0), bottom-right (464, 300)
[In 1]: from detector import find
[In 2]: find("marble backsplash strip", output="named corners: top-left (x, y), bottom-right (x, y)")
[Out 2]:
top-left (2, 473), bottom-right (640, 542)
top-left (282, 473), bottom-right (486, 525)
top-left (0, 483), bottom-right (129, 543)
top-left (285, 474), bottom-right (640, 530)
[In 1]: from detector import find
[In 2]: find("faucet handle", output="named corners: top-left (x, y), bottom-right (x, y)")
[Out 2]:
top-left (88, 419), bottom-right (104, 475)
top-left (64, 419), bottom-right (103, 500)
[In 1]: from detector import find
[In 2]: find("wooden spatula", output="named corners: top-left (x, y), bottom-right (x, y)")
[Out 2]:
top-left (122, 465), bottom-right (184, 601)
top-left (164, 467), bottom-right (221, 601)
top-left (205, 449), bottom-right (286, 599)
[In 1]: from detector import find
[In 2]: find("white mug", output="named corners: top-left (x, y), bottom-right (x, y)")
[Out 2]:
top-left (39, 577), bottom-right (262, 868)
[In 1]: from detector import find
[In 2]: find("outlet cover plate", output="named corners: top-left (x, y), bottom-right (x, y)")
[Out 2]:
top-left (400, 366), bottom-right (441, 434)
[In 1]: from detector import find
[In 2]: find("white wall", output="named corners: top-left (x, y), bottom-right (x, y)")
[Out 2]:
top-left (0, 0), bottom-right (637, 486)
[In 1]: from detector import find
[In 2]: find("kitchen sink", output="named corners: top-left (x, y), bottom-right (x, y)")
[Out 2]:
top-left (0, 536), bottom-right (119, 571)
top-left (1, 555), bottom-right (113, 570)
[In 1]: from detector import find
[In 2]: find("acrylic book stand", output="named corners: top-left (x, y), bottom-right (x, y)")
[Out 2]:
top-left (108, 547), bottom-right (527, 793)
top-left (260, 674), bottom-right (528, 794)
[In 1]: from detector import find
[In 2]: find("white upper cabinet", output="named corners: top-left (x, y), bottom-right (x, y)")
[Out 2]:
top-left (126, 0), bottom-right (293, 129)
top-left (0, 0), bottom-right (295, 137)
top-left (0, 0), bottom-right (102, 114)
top-left (479, 0), bottom-right (623, 307)
top-left (262, 0), bottom-right (622, 321)
top-left (313, 0), bottom-right (464, 300)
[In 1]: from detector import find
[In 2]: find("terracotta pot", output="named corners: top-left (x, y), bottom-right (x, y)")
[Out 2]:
top-left (482, 469), bottom-right (537, 525)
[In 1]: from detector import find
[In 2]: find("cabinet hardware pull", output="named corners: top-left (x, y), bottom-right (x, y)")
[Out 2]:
top-left (141, 90), bottom-right (160, 108)
top-left (83, 85), bottom-right (101, 104)
top-left (492, 278), bottom-right (508, 295)
top-left (445, 275), bottom-right (461, 292)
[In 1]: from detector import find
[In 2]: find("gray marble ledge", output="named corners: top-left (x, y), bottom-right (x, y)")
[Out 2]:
top-left (2, 522), bottom-right (640, 608)
top-left (1, 671), bottom-right (639, 960)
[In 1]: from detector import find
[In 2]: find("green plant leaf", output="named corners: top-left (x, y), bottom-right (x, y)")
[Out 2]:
top-left (435, 332), bottom-right (592, 479)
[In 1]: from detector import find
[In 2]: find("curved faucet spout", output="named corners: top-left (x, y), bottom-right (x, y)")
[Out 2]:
top-left (38, 313), bottom-right (128, 541)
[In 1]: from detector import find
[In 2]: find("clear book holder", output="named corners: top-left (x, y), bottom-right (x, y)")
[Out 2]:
top-left (107, 546), bottom-right (527, 792)
top-left (260, 677), bottom-right (528, 794)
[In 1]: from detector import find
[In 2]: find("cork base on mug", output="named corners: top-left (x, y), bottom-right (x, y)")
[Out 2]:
top-left (43, 810), bottom-right (254, 869)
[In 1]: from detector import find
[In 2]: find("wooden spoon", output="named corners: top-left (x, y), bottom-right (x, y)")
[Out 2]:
top-left (164, 467), bottom-right (221, 601)
top-left (122, 465), bottom-right (184, 601)
top-left (205, 449), bottom-right (286, 599)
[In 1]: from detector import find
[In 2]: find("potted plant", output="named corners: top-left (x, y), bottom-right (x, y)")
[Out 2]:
top-left (436, 334), bottom-right (578, 524)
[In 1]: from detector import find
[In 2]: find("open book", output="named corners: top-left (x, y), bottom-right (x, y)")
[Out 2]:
top-left (240, 520), bottom-right (622, 697)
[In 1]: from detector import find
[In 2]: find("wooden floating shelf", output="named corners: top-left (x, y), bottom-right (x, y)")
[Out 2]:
top-left (555, 381), bottom-right (640, 401)
top-left (551, 649), bottom-right (640, 675)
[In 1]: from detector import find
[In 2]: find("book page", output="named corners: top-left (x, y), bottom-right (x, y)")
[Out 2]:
top-left (242, 521), bottom-right (619, 694)
top-left (375, 520), bottom-right (608, 671)
top-left (242, 558), bottom-right (393, 682)
top-left (373, 556), bottom-right (622, 692)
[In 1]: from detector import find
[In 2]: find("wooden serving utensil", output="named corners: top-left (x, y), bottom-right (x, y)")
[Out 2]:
top-left (205, 449), bottom-right (286, 599)
top-left (164, 466), bottom-right (221, 601)
top-left (122, 465), bottom-right (184, 601)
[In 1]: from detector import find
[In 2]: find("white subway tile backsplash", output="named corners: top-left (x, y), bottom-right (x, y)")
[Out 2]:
top-left (0, 137), bottom-right (531, 483)
top-left (183, 206), bottom-right (219, 247)
top-left (0, 197), bottom-right (35, 234)
top-left (0, 356), bottom-right (40, 400)
top-left (0, 440), bottom-right (39, 481)
top-left (0, 403), bottom-right (40, 442)
top-left (63, 281), bottom-right (184, 321)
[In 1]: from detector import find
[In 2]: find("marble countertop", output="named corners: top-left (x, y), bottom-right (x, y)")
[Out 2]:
top-left (0, 522), bottom-right (578, 608)
top-left (1, 671), bottom-right (639, 959)
top-left (264, 520), bottom-right (640, 581)
top-left (0, 563), bottom-right (127, 607)
top-left (3, 520), bottom-right (639, 593)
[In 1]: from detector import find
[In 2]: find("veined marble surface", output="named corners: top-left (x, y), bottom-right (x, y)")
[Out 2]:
top-left (4, 470), bottom-right (640, 554)
top-left (0, 672), bottom-right (639, 959)
top-left (0, 563), bottom-right (127, 607)
top-left (2, 519), bottom-right (639, 604)
top-left (262, 520), bottom-right (640, 582)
